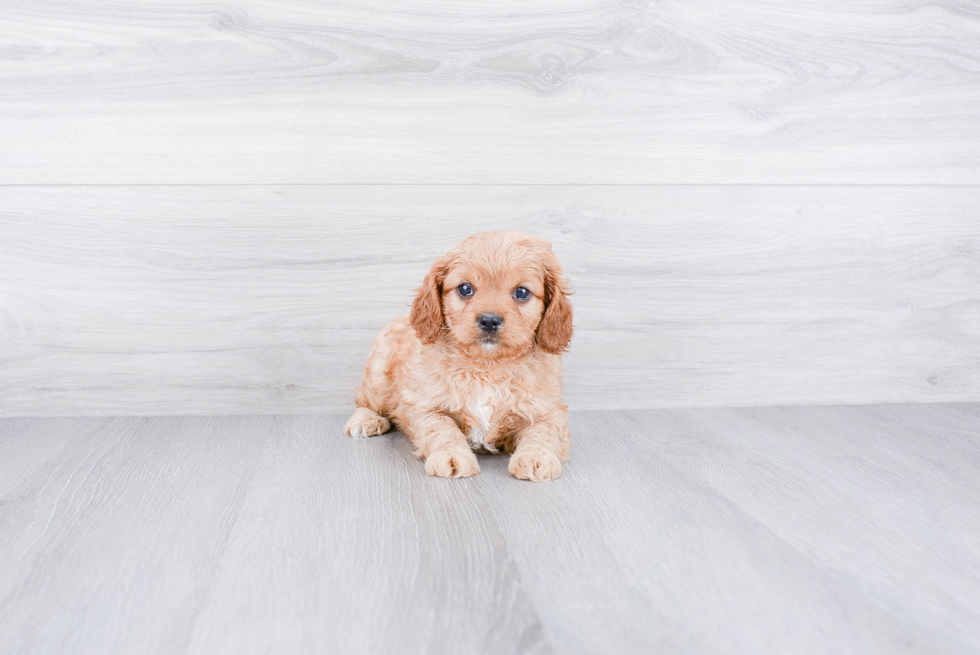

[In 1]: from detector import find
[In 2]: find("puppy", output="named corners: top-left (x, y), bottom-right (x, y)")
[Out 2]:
top-left (344, 231), bottom-right (573, 481)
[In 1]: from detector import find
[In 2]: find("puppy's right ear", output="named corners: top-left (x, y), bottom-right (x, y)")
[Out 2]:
top-left (410, 256), bottom-right (450, 345)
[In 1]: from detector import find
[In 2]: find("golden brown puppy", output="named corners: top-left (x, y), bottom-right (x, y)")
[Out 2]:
top-left (344, 231), bottom-right (573, 481)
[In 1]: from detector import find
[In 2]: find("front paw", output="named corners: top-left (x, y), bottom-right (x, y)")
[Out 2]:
top-left (344, 407), bottom-right (391, 438)
top-left (509, 449), bottom-right (563, 482)
top-left (424, 447), bottom-right (480, 479)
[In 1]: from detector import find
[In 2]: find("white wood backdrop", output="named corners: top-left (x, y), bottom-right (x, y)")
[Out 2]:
top-left (0, 0), bottom-right (978, 415)
top-left (2, 0), bottom-right (980, 184)
top-left (1, 186), bottom-right (977, 415)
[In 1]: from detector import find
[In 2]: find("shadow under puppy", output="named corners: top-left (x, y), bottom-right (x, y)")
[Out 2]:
top-left (344, 231), bottom-right (573, 481)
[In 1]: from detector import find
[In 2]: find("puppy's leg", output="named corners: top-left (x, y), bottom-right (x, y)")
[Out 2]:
top-left (345, 323), bottom-right (398, 438)
top-left (344, 407), bottom-right (391, 438)
top-left (509, 410), bottom-right (571, 482)
top-left (410, 412), bottom-right (480, 479)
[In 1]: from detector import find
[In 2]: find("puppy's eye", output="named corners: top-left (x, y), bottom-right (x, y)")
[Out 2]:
top-left (457, 283), bottom-right (474, 298)
top-left (512, 287), bottom-right (531, 302)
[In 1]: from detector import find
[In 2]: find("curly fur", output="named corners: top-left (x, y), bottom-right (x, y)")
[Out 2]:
top-left (344, 231), bottom-right (574, 481)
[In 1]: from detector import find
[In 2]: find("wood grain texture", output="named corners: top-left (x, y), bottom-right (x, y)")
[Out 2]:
top-left (629, 405), bottom-right (980, 652)
top-left (184, 415), bottom-right (548, 655)
top-left (1, 0), bottom-right (979, 184)
top-left (1, 406), bottom-right (979, 654)
top-left (2, 185), bottom-right (978, 416)
top-left (0, 416), bottom-right (268, 654)
top-left (474, 410), bottom-right (974, 654)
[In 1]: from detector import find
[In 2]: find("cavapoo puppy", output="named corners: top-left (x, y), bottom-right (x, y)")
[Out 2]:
top-left (344, 231), bottom-right (573, 481)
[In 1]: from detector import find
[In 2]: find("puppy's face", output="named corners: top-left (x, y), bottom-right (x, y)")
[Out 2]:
top-left (411, 231), bottom-right (573, 359)
top-left (441, 255), bottom-right (545, 358)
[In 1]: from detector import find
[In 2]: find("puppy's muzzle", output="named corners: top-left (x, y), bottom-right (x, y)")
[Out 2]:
top-left (477, 313), bottom-right (503, 334)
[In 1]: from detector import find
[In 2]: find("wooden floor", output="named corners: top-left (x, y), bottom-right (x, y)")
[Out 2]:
top-left (1, 404), bottom-right (978, 654)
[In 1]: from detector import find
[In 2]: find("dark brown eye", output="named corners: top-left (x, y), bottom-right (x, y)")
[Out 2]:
top-left (457, 283), bottom-right (474, 298)
top-left (512, 287), bottom-right (531, 302)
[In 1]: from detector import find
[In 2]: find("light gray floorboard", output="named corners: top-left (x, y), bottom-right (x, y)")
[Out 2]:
top-left (0, 416), bottom-right (267, 654)
top-left (630, 406), bottom-right (980, 651)
top-left (2, 185), bottom-right (977, 416)
top-left (475, 411), bottom-right (951, 654)
top-left (1, 0), bottom-right (979, 184)
top-left (184, 415), bottom-right (547, 655)
top-left (1, 405), bottom-right (978, 654)
top-left (949, 403), bottom-right (980, 419)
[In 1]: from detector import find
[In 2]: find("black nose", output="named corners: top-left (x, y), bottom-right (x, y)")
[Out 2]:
top-left (477, 313), bottom-right (503, 333)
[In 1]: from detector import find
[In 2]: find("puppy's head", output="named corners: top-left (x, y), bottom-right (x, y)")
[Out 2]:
top-left (410, 231), bottom-right (573, 359)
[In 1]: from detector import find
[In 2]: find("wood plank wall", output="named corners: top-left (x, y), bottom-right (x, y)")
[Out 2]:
top-left (1, 0), bottom-right (978, 415)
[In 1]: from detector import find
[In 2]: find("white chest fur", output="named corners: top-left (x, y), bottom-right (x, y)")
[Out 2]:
top-left (466, 389), bottom-right (497, 452)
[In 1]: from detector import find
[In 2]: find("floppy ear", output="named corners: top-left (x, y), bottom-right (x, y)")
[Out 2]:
top-left (410, 256), bottom-right (450, 345)
top-left (536, 251), bottom-right (574, 354)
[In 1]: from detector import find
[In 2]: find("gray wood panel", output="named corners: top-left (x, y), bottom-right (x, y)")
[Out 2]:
top-left (2, 405), bottom-right (979, 653)
top-left (629, 405), bottom-right (980, 651)
top-left (185, 415), bottom-right (548, 655)
top-left (1, 0), bottom-right (979, 184)
top-left (473, 410), bottom-right (967, 654)
top-left (0, 416), bottom-right (268, 654)
top-left (2, 185), bottom-right (978, 416)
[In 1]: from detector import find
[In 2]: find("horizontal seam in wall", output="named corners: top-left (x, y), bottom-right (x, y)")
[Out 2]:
top-left (2, 183), bottom-right (980, 188)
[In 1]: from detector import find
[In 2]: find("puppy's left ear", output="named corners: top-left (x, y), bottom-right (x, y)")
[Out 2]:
top-left (410, 256), bottom-right (450, 345)
top-left (536, 250), bottom-right (574, 354)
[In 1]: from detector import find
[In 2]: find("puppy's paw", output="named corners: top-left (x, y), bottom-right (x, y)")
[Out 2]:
top-left (344, 408), bottom-right (391, 438)
top-left (424, 447), bottom-right (480, 479)
top-left (509, 449), bottom-right (563, 482)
